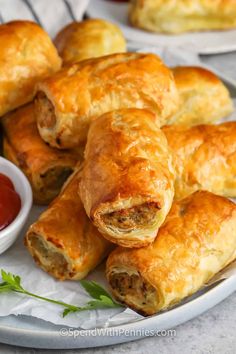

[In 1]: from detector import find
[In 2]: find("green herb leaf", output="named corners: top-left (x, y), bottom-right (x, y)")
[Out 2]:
top-left (100, 295), bottom-right (119, 307)
top-left (0, 269), bottom-right (122, 317)
top-left (0, 270), bottom-right (30, 297)
top-left (1, 270), bottom-right (23, 291)
top-left (0, 282), bottom-right (14, 293)
top-left (62, 307), bottom-right (80, 318)
top-left (80, 280), bottom-right (113, 300)
top-left (87, 296), bottom-right (120, 309)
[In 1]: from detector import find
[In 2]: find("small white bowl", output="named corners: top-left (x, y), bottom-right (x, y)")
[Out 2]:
top-left (0, 157), bottom-right (32, 254)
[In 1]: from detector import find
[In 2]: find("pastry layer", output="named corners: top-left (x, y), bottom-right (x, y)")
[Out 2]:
top-left (163, 122), bottom-right (236, 200)
top-left (0, 20), bottom-right (61, 117)
top-left (107, 191), bottom-right (236, 315)
top-left (169, 66), bottom-right (233, 126)
top-left (35, 52), bottom-right (179, 148)
top-left (54, 19), bottom-right (126, 64)
top-left (25, 170), bottom-right (113, 280)
top-left (79, 108), bottom-right (175, 248)
top-left (2, 104), bottom-right (78, 204)
top-left (129, 0), bottom-right (236, 34)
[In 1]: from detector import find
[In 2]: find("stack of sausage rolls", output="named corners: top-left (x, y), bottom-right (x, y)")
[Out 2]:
top-left (0, 19), bottom-right (235, 317)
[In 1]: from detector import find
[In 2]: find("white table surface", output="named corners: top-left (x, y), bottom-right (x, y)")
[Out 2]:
top-left (0, 52), bottom-right (236, 354)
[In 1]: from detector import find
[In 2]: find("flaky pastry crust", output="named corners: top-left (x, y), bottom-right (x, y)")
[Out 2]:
top-left (0, 21), bottom-right (61, 117)
top-left (54, 19), bottom-right (126, 64)
top-left (2, 104), bottom-right (78, 204)
top-left (169, 67), bottom-right (233, 126)
top-left (163, 122), bottom-right (236, 200)
top-left (25, 170), bottom-right (113, 280)
top-left (35, 52), bottom-right (179, 149)
top-left (106, 191), bottom-right (236, 315)
top-left (129, 0), bottom-right (236, 34)
top-left (79, 108), bottom-right (175, 248)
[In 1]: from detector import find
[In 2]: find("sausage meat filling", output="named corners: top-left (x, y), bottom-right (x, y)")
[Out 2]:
top-left (29, 234), bottom-right (69, 278)
top-left (41, 166), bottom-right (73, 190)
top-left (109, 271), bottom-right (157, 314)
top-left (102, 202), bottom-right (160, 231)
top-left (35, 92), bottom-right (56, 129)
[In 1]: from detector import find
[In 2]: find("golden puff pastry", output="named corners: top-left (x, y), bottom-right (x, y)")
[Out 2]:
top-left (162, 122), bottom-right (236, 200)
top-left (54, 19), bottom-right (126, 65)
top-left (25, 170), bottom-right (113, 280)
top-left (129, 0), bottom-right (236, 34)
top-left (106, 191), bottom-right (236, 316)
top-left (0, 21), bottom-right (61, 117)
top-left (168, 66), bottom-right (233, 126)
top-left (35, 53), bottom-right (179, 149)
top-left (79, 109), bottom-right (175, 248)
top-left (2, 104), bottom-right (79, 205)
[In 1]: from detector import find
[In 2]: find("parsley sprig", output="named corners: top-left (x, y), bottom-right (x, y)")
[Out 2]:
top-left (0, 269), bottom-right (121, 317)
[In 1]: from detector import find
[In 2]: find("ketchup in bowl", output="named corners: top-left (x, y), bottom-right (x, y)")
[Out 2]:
top-left (0, 173), bottom-right (21, 231)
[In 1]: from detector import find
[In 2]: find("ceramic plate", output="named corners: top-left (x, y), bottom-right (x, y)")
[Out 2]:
top-left (0, 68), bottom-right (235, 350)
top-left (0, 277), bottom-right (235, 349)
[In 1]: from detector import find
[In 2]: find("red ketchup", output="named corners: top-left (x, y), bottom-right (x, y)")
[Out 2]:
top-left (0, 173), bottom-right (21, 231)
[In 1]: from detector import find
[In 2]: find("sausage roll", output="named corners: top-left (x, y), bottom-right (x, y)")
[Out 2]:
top-left (79, 109), bottom-right (175, 248)
top-left (2, 104), bottom-right (79, 205)
top-left (54, 19), bottom-right (126, 65)
top-left (25, 170), bottom-right (113, 280)
top-left (162, 122), bottom-right (236, 200)
top-left (106, 191), bottom-right (236, 316)
top-left (129, 0), bottom-right (236, 34)
top-left (35, 52), bottom-right (179, 149)
top-left (0, 21), bottom-right (61, 117)
top-left (168, 67), bottom-right (233, 126)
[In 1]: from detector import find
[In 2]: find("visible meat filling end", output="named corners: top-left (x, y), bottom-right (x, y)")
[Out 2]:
top-left (35, 92), bottom-right (56, 129)
top-left (41, 167), bottom-right (73, 190)
top-left (102, 202), bottom-right (160, 231)
top-left (110, 272), bottom-right (157, 310)
top-left (29, 234), bottom-right (68, 277)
